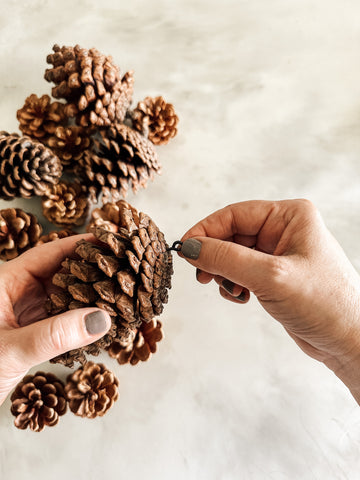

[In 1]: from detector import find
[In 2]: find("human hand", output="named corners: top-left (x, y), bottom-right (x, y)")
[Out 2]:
top-left (0, 234), bottom-right (111, 407)
top-left (180, 199), bottom-right (360, 403)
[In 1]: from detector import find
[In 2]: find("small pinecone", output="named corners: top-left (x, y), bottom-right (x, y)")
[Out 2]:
top-left (0, 208), bottom-right (42, 261)
top-left (87, 199), bottom-right (139, 233)
top-left (10, 371), bottom-right (67, 432)
top-left (45, 126), bottom-right (91, 168)
top-left (0, 132), bottom-right (62, 200)
top-left (65, 362), bottom-right (119, 418)
top-left (17, 94), bottom-right (66, 139)
top-left (36, 228), bottom-right (77, 245)
top-left (107, 319), bottom-right (163, 365)
top-left (132, 96), bottom-right (178, 145)
top-left (42, 181), bottom-right (90, 227)
top-left (44, 44), bottom-right (134, 127)
top-left (74, 123), bottom-right (160, 202)
top-left (47, 201), bottom-right (173, 367)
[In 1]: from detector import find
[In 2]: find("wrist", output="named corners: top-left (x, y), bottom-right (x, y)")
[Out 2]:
top-left (324, 344), bottom-right (360, 405)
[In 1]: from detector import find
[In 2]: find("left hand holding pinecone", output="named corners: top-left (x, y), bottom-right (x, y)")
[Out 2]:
top-left (0, 235), bottom-right (112, 407)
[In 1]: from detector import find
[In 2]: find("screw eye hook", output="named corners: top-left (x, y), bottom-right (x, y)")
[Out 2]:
top-left (167, 240), bottom-right (183, 252)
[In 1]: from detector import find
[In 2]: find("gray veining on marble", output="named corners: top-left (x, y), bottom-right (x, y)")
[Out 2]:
top-left (0, 1), bottom-right (360, 478)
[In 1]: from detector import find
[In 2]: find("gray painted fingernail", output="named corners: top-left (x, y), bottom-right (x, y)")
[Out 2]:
top-left (85, 310), bottom-right (108, 335)
top-left (222, 279), bottom-right (235, 295)
top-left (236, 291), bottom-right (247, 302)
top-left (181, 238), bottom-right (202, 260)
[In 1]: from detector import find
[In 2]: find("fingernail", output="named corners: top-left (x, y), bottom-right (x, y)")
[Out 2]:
top-left (222, 279), bottom-right (235, 295)
top-left (85, 310), bottom-right (108, 335)
top-left (196, 268), bottom-right (202, 280)
top-left (181, 238), bottom-right (202, 260)
top-left (236, 291), bottom-right (247, 302)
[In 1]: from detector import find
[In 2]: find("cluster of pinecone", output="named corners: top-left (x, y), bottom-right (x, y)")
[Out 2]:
top-left (0, 43), bottom-right (178, 250)
top-left (3, 44), bottom-right (178, 432)
top-left (11, 362), bottom-right (119, 431)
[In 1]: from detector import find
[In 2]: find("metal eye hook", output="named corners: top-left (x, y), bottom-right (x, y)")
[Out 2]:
top-left (167, 240), bottom-right (183, 252)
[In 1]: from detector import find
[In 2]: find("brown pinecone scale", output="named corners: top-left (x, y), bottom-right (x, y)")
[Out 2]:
top-left (132, 96), bottom-right (178, 145)
top-left (47, 201), bottom-right (173, 367)
top-left (65, 362), bottom-right (119, 418)
top-left (10, 371), bottom-right (67, 432)
top-left (0, 208), bottom-right (42, 261)
top-left (75, 123), bottom-right (160, 202)
top-left (17, 94), bottom-right (66, 139)
top-left (36, 228), bottom-right (76, 245)
top-left (0, 131), bottom-right (62, 200)
top-left (42, 181), bottom-right (90, 227)
top-left (107, 318), bottom-right (163, 365)
top-left (44, 44), bottom-right (134, 128)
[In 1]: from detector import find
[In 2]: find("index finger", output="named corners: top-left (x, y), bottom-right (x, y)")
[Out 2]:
top-left (181, 200), bottom-right (277, 241)
top-left (2, 233), bottom-right (94, 280)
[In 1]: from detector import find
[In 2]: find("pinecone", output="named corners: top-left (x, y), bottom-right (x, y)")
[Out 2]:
top-left (10, 371), bottom-right (67, 432)
top-left (107, 319), bottom-right (163, 365)
top-left (132, 96), bottom-right (178, 145)
top-left (44, 44), bottom-right (134, 128)
top-left (74, 123), bottom-right (160, 202)
top-left (47, 201), bottom-right (173, 367)
top-left (42, 181), bottom-right (90, 227)
top-left (65, 362), bottom-right (119, 418)
top-left (0, 208), bottom-right (42, 261)
top-left (0, 132), bottom-right (62, 200)
top-left (45, 125), bottom-right (91, 168)
top-left (36, 228), bottom-right (77, 245)
top-left (17, 94), bottom-right (66, 139)
top-left (87, 199), bottom-right (139, 233)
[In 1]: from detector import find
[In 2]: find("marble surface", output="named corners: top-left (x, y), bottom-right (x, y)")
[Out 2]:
top-left (0, 0), bottom-right (360, 478)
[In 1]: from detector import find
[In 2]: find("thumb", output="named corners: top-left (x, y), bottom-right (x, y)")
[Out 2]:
top-left (9, 308), bottom-right (111, 368)
top-left (180, 237), bottom-right (285, 293)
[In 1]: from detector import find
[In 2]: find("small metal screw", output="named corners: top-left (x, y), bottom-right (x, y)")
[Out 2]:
top-left (167, 240), bottom-right (183, 252)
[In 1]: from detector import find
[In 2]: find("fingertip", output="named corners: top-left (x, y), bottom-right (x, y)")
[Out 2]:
top-left (84, 309), bottom-right (112, 337)
top-left (196, 268), bottom-right (214, 284)
top-left (219, 286), bottom-right (250, 304)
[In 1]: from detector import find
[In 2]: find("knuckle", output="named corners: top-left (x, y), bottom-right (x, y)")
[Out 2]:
top-left (295, 198), bottom-right (317, 217)
top-left (47, 317), bottom-right (68, 353)
top-left (210, 240), bottom-right (232, 274)
top-left (266, 256), bottom-right (289, 289)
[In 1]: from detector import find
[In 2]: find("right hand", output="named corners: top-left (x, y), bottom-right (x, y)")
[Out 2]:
top-left (180, 199), bottom-right (360, 403)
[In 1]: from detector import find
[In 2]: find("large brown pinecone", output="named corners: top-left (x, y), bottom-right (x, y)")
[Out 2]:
top-left (0, 208), bottom-right (42, 261)
top-left (47, 201), bottom-right (173, 367)
top-left (36, 228), bottom-right (77, 245)
top-left (10, 371), bottom-right (67, 432)
top-left (44, 44), bottom-right (134, 128)
top-left (132, 96), bottom-right (178, 145)
top-left (0, 132), bottom-right (62, 200)
top-left (45, 125), bottom-right (91, 168)
top-left (74, 123), bottom-right (160, 202)
top-left (65, 362), bottom-right (119, 418)
top-left (107, 319), bottom-right (163, 365)
top-left (42, 181), bottom-right (90, 227)
top-left (17, 94), bottom-right (66, 139)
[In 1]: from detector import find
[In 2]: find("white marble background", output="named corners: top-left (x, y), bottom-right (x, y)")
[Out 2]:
top-left (0, 0), bottom-right (360, 478)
